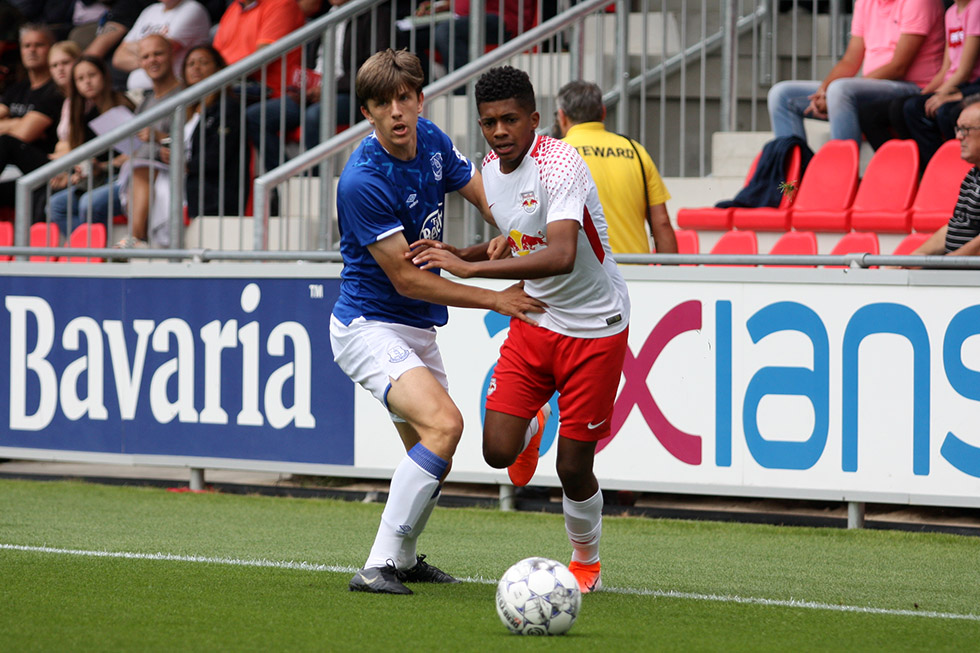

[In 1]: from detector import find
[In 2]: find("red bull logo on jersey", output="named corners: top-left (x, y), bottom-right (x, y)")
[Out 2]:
top-left (520, 191), bottom-right (538, 214)
top-left (508, 229), bottom-right (547, 256)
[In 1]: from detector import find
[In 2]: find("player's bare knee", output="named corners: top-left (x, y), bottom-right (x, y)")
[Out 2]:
top-left (483, 439), bottom-right (518, 469)
top-left (420, 410), bottom-right (463, 456)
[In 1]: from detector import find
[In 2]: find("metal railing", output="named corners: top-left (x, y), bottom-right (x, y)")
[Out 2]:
top-left (10, 0), bottom-right (858, 256)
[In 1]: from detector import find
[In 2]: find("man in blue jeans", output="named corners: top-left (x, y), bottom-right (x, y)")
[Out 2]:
top-left (767, 0), bottom-right (943, 147)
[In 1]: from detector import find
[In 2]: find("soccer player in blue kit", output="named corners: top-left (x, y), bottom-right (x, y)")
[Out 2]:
top-left (330, 49), bottom-right (545, 595)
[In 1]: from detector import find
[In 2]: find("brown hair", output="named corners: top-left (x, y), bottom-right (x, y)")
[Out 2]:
top-left (68, 56), bottom-right (134, 149)
top-left (181, 44), bottom-right (227, 119)
top-left (354, 49), bottom-right (424, 108)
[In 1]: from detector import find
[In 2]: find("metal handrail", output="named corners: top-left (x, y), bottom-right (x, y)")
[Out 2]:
top-left (252, 0), bottom-right (616, 249)
top-left (12, 0), bottom-right (391, 248)
top-left (4, 246), bottom-right (979, 269)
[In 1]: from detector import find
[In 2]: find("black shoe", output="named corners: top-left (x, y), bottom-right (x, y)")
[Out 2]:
top-left (398, 554), bottom-right (459, 584)
top-left (349, 563), bottom-right (413, 594)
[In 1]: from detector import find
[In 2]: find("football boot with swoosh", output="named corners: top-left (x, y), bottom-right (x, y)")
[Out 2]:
top-left (349, 561), bottom-right (412, 594)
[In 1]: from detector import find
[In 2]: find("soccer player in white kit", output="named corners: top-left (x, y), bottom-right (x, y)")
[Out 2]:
top-left (412, 66), bottom-right (630, 593)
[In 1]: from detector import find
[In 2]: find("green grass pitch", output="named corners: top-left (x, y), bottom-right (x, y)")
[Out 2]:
top-left (0, 479), bottom-right (977, 651)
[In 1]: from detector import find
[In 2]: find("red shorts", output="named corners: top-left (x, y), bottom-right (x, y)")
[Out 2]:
top-left (485, 319), bottom-right (629, 442)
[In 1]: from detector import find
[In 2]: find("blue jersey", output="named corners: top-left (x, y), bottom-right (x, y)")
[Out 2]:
top-left (332, 117), bottom-right (475, 329)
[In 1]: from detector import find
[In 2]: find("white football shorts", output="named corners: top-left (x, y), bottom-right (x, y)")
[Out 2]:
top-left (329, 314), bottom-right (449, 422)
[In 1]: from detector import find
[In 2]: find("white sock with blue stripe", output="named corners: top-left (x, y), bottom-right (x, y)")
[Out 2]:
top-left (365, 443), bottom-right (448, 570)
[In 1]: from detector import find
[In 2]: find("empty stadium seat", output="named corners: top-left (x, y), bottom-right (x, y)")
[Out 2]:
top-left (0, 220), bottom-right (11, 262)
top-left (765, 230), bottom-right (818, 267)
top-left (29, 222), bottom-right (60, 262)
top-left (849, 140), bottom-right (919, 233)
top-left (676, 152), bottom-right (760, 231)
top-left (58, 223), bottom-right (107, 263)
top-left (674, 228), bottom-right (699, 254)
top-left (791, 140), bottom-right (860, 232)
top-left (730, 145), bottom-right (803, 231)
top-left (827, 231), bottom-right (880, 268)
top-left (708, 229), bottom-right (757, 265)
top-left (910, 139), bottom-right (973, 233)
top-left (891, 232), bottom-right (932, 256)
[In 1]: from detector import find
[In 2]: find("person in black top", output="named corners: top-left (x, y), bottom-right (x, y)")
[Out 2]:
top-left (161, 44), bottom-right (243, 219)
top-left (0, 24), bottom-right (64, 214)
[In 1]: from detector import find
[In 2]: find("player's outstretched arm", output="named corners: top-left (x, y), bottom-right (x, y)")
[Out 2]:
top-left (370, 232), bottom-right (546, 323)
top-left (413, 219), bottom-right (579, 280)
top-left (456, 171), bottom-right (497, 228)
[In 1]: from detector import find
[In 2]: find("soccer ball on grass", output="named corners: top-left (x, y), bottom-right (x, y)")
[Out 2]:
top-left (495, 557), bottom-right (581, 635)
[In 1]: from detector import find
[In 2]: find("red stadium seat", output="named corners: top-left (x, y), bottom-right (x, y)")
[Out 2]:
top-left (911, 139), bottom-right (973, 233)
top-left (676, 152), bottom-right (760, 231)
top-left (58, 223), bottom-right (107, 263)
top-left (791, 140), bottom-right (860, 232)
top-left (708, 229), bottom-right (757, 265)
top-left (0, 220), bottom-right (11, 261)
top-left (826, 231), bottom-right (879, 268)
top-left (674, 228), bottom-right (699, 254)
top-left (765, 230), bottom-right (817, 267)
top-left (730, 145), bottom-right (803, 231)
top-left (29, 222), bottom-right (60, 262)
top-left (891, 232), bottom-right (932, 255)
top-left (849, 140), bottom-right (919, 233)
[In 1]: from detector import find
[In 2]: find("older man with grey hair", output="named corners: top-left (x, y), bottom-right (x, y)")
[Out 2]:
top-left (555, 80), bottom-right (677, 255)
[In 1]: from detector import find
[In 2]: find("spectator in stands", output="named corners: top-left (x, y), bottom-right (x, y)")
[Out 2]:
top-left (902, 0), bottom-right (980, 174)
top-left (414, 0), bottom-right (535, 74)
top-left (8, 1), bottom-right (73, 40)
top-left (909, 95), bottom-right (980, 257)
top-left (66, 1), bottom-right (110, 48)
top-left (244, 0), bottom-right (393, 170)
top-left (115, 32), bottom-right (182, 247)
top-left (554, 80), bottom-right (677, 255)
top-left (83, 0), bottom-right (154, 69)
top-left (767, 0), bottom-right (944, 147)
top-left (110, 0), bottom-right (209, 91)
top-left (0, 25), bottom-right (63, 214)
top-left (212, 0), bottom-right (305, 173)
top-left (159, 44), bottom-right (242, 218)
top-left (860, 0), bottom-right (980, 160)
top-left (49, 40), bottom-right (81, 155)
top-left (46, 54), bottom-right (134, 236)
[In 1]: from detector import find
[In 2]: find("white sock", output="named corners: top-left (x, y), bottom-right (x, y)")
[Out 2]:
top-left (395, 486), bottom-right (441, 568)
top-left (563, 489), bottom-right (603, 565)
top-left (520, 407), bottom-right (544, 451)
top-left (365, 445), bottom-right (446, 570)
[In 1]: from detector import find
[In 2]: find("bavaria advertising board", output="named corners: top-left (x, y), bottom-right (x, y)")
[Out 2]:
top-left (0, 271), bottom-right (353, 467)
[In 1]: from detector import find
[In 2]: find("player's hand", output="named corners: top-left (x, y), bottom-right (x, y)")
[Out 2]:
top-left (412, 246), bottom-right (472, 277)
top-left (494, 281), bottom-right (546, 325)
top-left (487, 234), bottom-right (511, 260)
top-left (407, 238), bottom-right (459, 259)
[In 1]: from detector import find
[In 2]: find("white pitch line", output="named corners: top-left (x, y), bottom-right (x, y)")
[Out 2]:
top-left (4, 543), bottom-right (978, 623)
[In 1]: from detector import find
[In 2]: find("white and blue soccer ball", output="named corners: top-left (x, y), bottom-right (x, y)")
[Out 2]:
top-left (495, 557), bottom-right (581, 635)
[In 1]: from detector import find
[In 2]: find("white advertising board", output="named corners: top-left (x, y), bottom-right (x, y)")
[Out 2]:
top-left (354, 268), bottom-right (980, 507)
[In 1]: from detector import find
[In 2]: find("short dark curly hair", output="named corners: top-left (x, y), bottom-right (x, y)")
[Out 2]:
top-left (474, 66), bottom-right (536, 114)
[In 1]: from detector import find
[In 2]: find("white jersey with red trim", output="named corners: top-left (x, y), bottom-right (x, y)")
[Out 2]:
top-left (482, 134), bottom-right (630, 338)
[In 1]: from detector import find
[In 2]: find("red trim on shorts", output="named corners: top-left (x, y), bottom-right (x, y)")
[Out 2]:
top-left (582, 205), bottom-right (605, 264)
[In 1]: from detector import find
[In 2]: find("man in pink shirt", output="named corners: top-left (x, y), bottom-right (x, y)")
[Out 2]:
top-left (767, 0), bottom-right (944, 146)
top-left (903, 0), bottom-right (980, 173)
